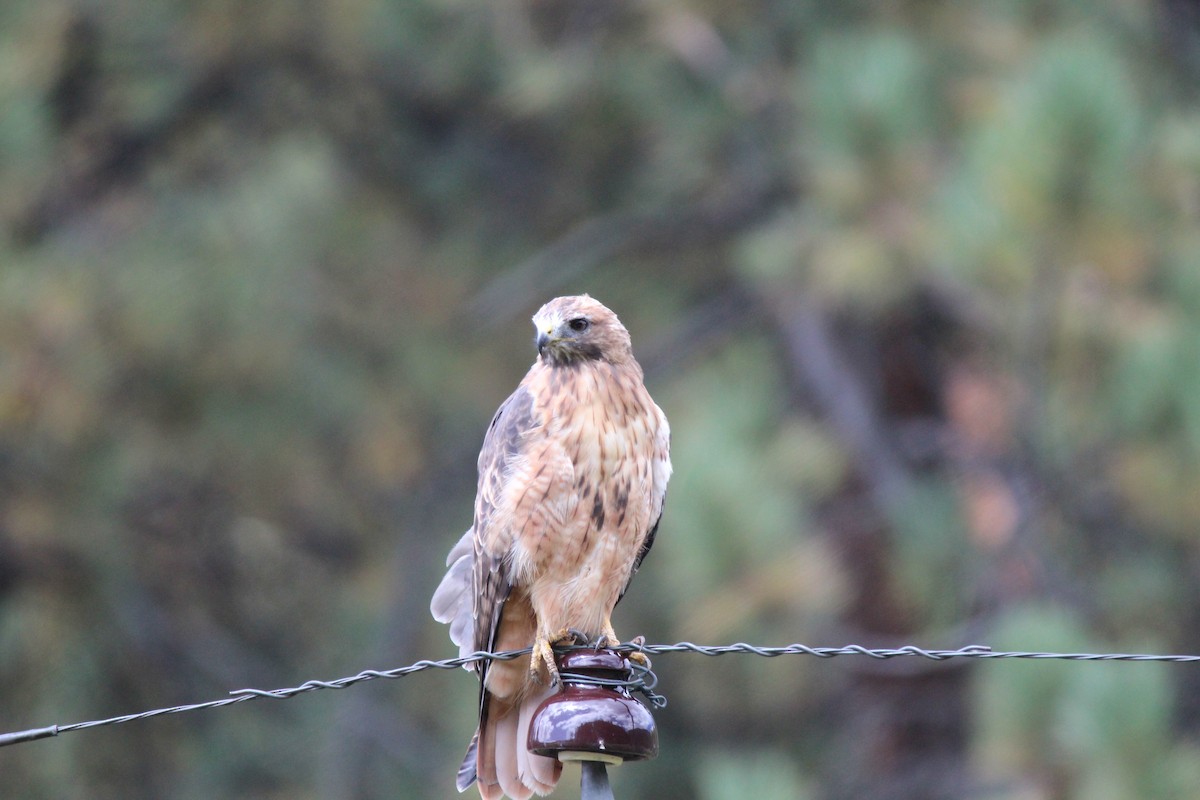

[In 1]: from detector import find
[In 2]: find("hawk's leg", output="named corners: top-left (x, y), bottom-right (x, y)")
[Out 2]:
top-left (531, 628), bottom-right (590, 687)
top-left (598, 620), bottom-right (621, 649)
top-left (531, 635), bottom-right (559, 687)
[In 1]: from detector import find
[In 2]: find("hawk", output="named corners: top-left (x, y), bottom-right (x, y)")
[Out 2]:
top-left (430, 295), bottom-right (671, 799)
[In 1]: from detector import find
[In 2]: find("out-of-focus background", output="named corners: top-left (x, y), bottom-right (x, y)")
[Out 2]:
top-left (2, 1), bottom-right (1200, 798)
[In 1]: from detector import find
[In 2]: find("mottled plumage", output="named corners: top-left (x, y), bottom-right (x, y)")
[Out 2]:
top-left (430, 295), bottom-right (671, 799)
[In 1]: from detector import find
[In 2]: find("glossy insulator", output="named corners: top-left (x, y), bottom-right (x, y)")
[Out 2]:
top-left (527, 649), bottom-right (658, 763)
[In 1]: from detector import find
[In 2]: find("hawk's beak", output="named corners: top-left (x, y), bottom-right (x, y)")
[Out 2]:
top-left (536, 329), bottom-right (552, 356)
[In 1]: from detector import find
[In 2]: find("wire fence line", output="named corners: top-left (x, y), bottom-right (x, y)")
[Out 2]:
top-left (3, 640), bottom-right (1200, 749)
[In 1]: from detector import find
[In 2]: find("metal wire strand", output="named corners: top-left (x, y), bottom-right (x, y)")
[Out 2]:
top-left (3, 640), bottom-right (1199, 748)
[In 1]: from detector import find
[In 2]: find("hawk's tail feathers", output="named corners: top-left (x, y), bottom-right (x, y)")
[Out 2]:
top-left (517, 686), bottom-right (561, 794)
top-left (472, 690), bottom-right (560, 800)
top-left (493, 706), bottom-right (527, 799)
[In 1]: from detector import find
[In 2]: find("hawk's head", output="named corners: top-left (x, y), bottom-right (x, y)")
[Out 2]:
top-left (532, 295), bottom-right (633, 367)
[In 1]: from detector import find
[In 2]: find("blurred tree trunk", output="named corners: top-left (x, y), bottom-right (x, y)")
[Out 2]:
top-left (766, 289), bottom-right (975, 799)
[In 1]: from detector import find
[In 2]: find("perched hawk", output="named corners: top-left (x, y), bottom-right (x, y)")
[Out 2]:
top-left (430, 295), bottom-right (671, 799)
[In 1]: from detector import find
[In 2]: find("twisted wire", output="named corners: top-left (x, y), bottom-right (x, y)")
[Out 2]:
top-left (3, 640), bottom-right (1198, 748)
top-left (559, 656), bottom-right (666, 708)
top-left (629, 642), bottom-right (1200, 663)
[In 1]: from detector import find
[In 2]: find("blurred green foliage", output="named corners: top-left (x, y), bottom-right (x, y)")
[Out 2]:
top-left (1, 0), bottom-right (1200, 798)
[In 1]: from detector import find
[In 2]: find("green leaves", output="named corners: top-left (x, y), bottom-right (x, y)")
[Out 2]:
top-left (805, 30), bottom-right (935, 166)
top-left (937, 29), bottom-right (1145, 287)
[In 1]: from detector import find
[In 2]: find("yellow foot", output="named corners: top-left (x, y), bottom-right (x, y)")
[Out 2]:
top-left (531, 628), bottom-right (590, 687)
top-left (530, 636), bottom-right (560, 687)
top-left (626, 635), bottom-right (651, 669)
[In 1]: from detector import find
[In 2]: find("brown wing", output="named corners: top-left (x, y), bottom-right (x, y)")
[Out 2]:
top-left (471, 384), bottom-right (537, 670)
top-left (457, 383), bottom-right (543, 793)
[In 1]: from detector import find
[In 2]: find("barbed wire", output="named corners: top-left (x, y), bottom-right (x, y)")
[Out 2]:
top-left (3, 640), bottom-right (1199, 749)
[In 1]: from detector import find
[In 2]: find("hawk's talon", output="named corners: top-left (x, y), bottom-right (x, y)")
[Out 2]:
top-left (548, 627), bottom-right (591, 648)
top-left (559, 628), bottom-right (591, 647)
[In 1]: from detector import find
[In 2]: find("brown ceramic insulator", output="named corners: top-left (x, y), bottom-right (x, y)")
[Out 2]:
top-left (527, 649), bottom-right (659, 763)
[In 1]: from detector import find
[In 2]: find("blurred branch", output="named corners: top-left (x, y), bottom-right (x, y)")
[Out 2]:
top-left (1158, 0), bottom-right (1200, 86)
top-left (47, 11), bottom-right (102, 135)
top-left (15, 56), bottom-right (239, 245)
top-left (13, 40), bottom-right (495, 246)
top-left (639, 285), bottom-right (757, 379)
top-left (467, 183), bottom-right (788, 328)
top-left (763, 292), bottom-right (915, 513)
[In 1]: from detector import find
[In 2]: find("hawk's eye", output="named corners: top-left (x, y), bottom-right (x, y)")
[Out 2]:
top-left (568, 317), bottom-right (590, 333)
